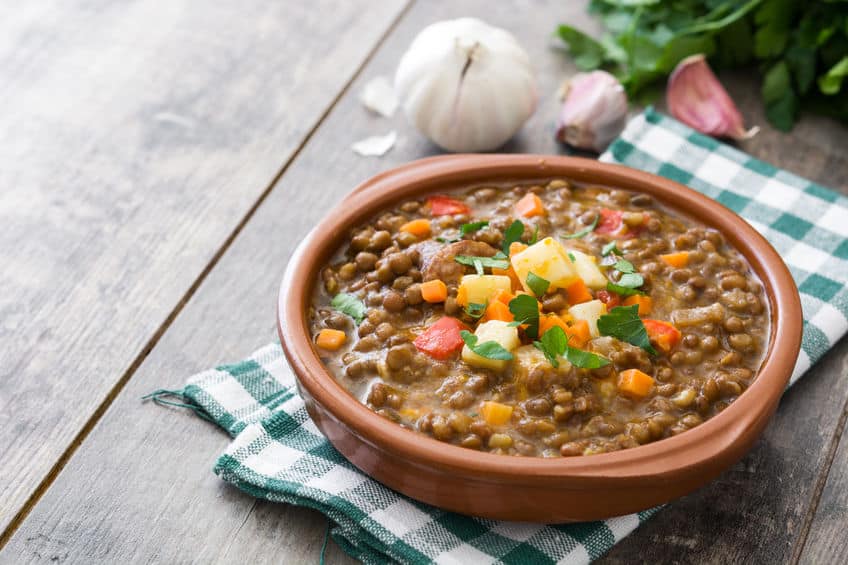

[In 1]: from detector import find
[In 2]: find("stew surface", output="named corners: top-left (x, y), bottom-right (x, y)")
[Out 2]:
top-left (309, 180), bottom-right (769, 457)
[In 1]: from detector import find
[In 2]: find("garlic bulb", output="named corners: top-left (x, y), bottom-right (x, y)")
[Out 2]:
top-left (556, 70), bottom-right (628, 153)
top-left (667, 54), bottom-right (757, 140)
top-left (394, 18), bottom-right (536, 152)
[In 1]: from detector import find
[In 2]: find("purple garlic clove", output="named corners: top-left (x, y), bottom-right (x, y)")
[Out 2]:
top-left (667, 54), bottom-right (758, 140)
top-left (556, 70), bottom-right (628, 153)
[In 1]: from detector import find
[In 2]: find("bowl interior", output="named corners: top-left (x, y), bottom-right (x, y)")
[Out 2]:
top-left (279, 154), bottom-right (802, 483)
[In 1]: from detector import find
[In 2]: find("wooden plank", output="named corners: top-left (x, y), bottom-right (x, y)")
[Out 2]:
top-left (0, 0), bottom-right (408, 538)
top-left (795, 348), bottom-right (848, 565)
top-left (5, 2), bottom-right (848, 564)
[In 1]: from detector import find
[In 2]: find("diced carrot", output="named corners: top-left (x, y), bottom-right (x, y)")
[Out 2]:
top-left (618, 369), bottom-right (655, 398)
top-left (565, 279), bottom-right (593, 305)
top-left (565, 319), bottom-right (590, 348)
top-left (659, 252), bottom-right (690, 268)
top-left (456, 285), bottom-right (469, 307)
top-left (480, 401), bottom-right (514, 425)
top-left (509, 241), bottom-right (528, 256)
top-left (427, 195), bottom-right (471, 216)
top-left (420, 279), bottom-right (448, 303)
top-left (492, 265), bottom-right (522, 291)
top-left (491, 289), bottom-right (516, 306)
top-left (316, 329), bottom-right (346, 350)
top-left (643, 319), bottom-right (682, 353)
top-left (484, 300), bottom-right (514, 322)
top-left (399, 219), bottom-right (431, 238)
top-left (539, 313), bottom-right (569, 336)
top-left (623, 295), bottom-right (653, 316)
top-left (515, 193), bottom-right (545, 218)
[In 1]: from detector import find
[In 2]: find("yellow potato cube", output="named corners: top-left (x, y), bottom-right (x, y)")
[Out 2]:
top-left (510, 237), bottom-right (578, 291)
top-left (458, 274), bottom-right (512, 306)
top-left (568, 299), bottom-right (607, 338)
top-left (461, 320), bottom-right (520, 371)
top-left (567, 249), bottom-right (608, 290)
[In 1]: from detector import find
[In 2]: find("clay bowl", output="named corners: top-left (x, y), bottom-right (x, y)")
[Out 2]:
top-left (278, 154), bottom-right (802, 522)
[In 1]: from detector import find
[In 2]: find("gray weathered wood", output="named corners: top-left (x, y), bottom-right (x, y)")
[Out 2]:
top-left (0, 0), bottom-right (408, 539)
top-left (3, 0), bottom-right (848, 563)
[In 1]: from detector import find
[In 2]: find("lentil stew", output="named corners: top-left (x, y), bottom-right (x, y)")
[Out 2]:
top-left (309, 180), bottom-right (769, 458)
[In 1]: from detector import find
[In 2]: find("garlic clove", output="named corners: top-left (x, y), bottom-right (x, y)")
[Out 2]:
top-left (667, 54), bottom-right (758, 140)
top-left (351, 131), bottom-right (397, 157)
top-left (360, 76), bottom-right (398, 118)
top-left (556, 70), bottom-right (628, 153)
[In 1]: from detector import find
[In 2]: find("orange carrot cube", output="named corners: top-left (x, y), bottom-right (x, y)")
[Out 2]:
top-left (316, 329), bottom-right (346, 350)
top-left (618, 369), bottom-right (655, 398)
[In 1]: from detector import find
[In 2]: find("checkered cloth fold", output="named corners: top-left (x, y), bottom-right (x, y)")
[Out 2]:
top-left (167, 109), bottom-right (847, 564)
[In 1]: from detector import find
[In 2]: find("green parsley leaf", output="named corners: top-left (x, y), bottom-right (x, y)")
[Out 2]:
top-left (562, 214), bottom-right (599, 239)
top-left (597, 305), bottom-right (657, 355)
top-left (614, 259), bottom-right (636, 273)
top-left (526, 272), bottom-right (550, 298)
top-left (464, 302), bottom-right (487, 319)
top-left (330, 293), bottom-right (366, 324)
top-left (556, 25), bottom-right (609, 70)
top-left (606, 282), bottom-right (646, 297)
top-left (472, 258), bottom-right (484, 276)
top-left (508, 294), bottom-right (540, 339)
top-left (617, 273), bottom-right (644, 288)
top-left (455, 255), bottom-right (510, 271)
top-left (502, 220), bottom-right (526, 255)
top-left (529, 225), bottom-right (540, 245)
top-left (533, 326), bottom-right (610, 369)
top-left (460, 330), bottom-right (514, 361)
top-left (601, 241), bottom-right (620, 256)
top-left (436, 235), bottom-right (460, 244)
top-left (568, 252), bottom-right (576, 262)
top-left (460, 220), bottom-right (489, 235)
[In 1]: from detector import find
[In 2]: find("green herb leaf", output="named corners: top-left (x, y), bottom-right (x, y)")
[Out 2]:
top-left (436, 234), bottom-right (460, 244)
top-left (455, 255), bottom-right (510, 271)
top-left (330, 293), bottom-right (366, 324)
top-left (606, 282), bottom-right (646, 297)
top-left (533, 326), bottom-right (610, 369)
top-left (460, 330), bottom-right (514, 361)
top-left (508, 294), bottom-right (541, 339)
top-left (556, 25), bottom-right (609, 70)
top-left (502, 220), bottom-right (526, 255)
top-left (819, 56), bottom-right (848, 95)
top-left (601, 241), bottom-right (620, 256)
top-left (614, 259), bottom-right (636, 273)
top-left (597, 305), bottom-right (657, 355)
top-left (568, 252), bottom-right (576, 262)
top-left (763, 61), bottom-right (798, 131)
top-left (617, 272), bottom-right (644, 288)
top-left (529, 225), bottom-right (540, 245)
top-left (464, 302), bottom-right (487, 319)
top-left (562, 215), bottom-right (599, 239)
top-left (526, 272), bottom-right (550, 297)
top-left (472, 258), bottom-right (484, 276)
top-left (460, 220), bottom-right (490, 235)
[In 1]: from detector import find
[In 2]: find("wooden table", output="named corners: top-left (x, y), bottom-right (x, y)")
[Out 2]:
top-left (1, 1), bottom-right (845, 563)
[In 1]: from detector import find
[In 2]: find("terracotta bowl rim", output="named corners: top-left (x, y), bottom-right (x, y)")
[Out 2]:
top-left (278, 154), bottom-right (802, 485)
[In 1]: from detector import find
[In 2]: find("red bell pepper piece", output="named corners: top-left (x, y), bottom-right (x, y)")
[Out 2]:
top-left (427, 195), bottom-right (471, 216)
top-left (596, 289), bottom-right (621, 309)
top-left (642, 319), bottom-right (682, 353)
top-left (595, 209), bottom-right (624, 235)
top-left (413, 317), bottom-right (469, 359)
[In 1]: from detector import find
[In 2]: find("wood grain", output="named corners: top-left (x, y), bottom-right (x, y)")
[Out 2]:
top-left (2, 0), bottom-right (847, 563)
top-left (0, 0), bottom-right (408, 538)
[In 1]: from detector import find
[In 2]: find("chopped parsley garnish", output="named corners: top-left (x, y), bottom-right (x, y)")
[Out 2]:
top-left (455, 255), bottom-right (510, 272)
top-left (507, 294), bottom-right (540, 339)
top-left (526, 272), bottom-right (550, 297)
top-left (464, 301), bottom-right (487, 319)
top-left (614, 259), bottom-right (636, 273)
top-left (601, 241), bottom-right (619, 256)
top-left (606, 282), bottom-right (646, 297)
top-left (529, 225), bottom-right (539, 245)
top-left (562, 214), bottom-right (599, 239)
top-left (567, 251), bottom-right (576, 262)
top-left (330, 293), bottom-right (366, 324)
top-left (502, 220), bottom-right (526, 255)
top-left (460, 220), bottom-right (489, 235)
top-left (597, 305), bottom-right (657, 355)
top-left (611, 258), bottom-right (644, 290)
top-left (533, 326), bottom-right (609, 369)
top-left (460, 330), bottom-right (514, 361)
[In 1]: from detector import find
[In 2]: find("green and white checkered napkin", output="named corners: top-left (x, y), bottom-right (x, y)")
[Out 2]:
top-left (163, 108), bottom-right (848, 564)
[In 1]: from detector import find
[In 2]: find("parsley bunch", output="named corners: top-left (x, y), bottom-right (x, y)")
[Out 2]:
top-left (556, 0), bottom-right (848, 130)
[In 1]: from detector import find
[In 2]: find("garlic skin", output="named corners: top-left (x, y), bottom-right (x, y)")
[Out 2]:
top-left (667, 54), bottom-right (757, 140)
top-left (556, 70), bottom-right (628, 152)
top-left (394, 18), bottom-right (536, 152)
